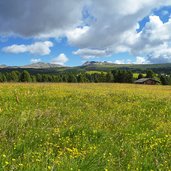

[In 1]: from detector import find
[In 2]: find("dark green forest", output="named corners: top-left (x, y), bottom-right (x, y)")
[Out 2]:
top-left (0, 69), bottom-right (171, 85)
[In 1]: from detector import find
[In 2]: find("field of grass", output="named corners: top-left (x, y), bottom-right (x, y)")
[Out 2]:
top-left (133, 73), bottom-right (146, 79)
top-left (0, 83), bottom-right (170, 171)
top-left (133, 73), bottom-right (159, 80)
top-left (86, 71), bottom-right (107, 75)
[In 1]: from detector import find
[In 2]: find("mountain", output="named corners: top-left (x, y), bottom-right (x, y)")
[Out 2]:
top-left (0, 62), bottom-right (63, 69)
top-left (0, 64), bottom-right (7, 68)
top-left (82, 61), bottom-right (113, 66)
top-left (80, 61), bottom-right (171, 73)
top-left (82, 61), bottom-right (171, 69)
top-left (0, 61), bottom-right (171, 74)
top-left (20, 62), bottom-right (63, 69)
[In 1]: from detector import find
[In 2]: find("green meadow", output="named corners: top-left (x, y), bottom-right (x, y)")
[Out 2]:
top-left (0, 83), bottom-right (170, 171)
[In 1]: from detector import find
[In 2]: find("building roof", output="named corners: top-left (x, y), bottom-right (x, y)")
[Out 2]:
top-left (134, 78), bottom-right (160, 83)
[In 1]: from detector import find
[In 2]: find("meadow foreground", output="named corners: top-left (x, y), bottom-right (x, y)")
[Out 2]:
top-left (0, 83), bottom-right (170, 171)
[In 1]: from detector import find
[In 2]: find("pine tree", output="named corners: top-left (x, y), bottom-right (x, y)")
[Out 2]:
top-left (20, 70), bottom-right (32, 82)
top-left (106, 72), bottom-right (114, 82)
top-left (138, 73), bottom-right (143, 79)
top-left (146, 70), bottom-right (154, 78)
top-left (68, 74), bottom-right (77, 83)
top-left (11, 71), bottom-right (20, 82)
top-left (36, 74), bottom-right (42, 82)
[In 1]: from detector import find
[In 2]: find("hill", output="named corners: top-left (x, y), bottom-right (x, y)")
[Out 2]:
top-left (20, 62), bottom-right (63, 69)
top-left (0, 61), bottom-right (171, 74)
top-left (80, 61), bottom-right (171, 73)
top-left (0, 64), bottom-right (8, 68)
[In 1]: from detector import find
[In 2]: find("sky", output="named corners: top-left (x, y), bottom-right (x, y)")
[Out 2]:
top-left (0, 0), bottom-right (171, 66)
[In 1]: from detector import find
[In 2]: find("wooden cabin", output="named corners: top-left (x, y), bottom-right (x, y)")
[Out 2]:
top-left (134, 78), bottom-right (160, 85)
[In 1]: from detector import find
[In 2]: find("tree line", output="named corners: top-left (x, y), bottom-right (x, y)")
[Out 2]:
top-left (0, 70), bottom-right (133, 83)
top-left (0, 69), bottom-right (171, 85)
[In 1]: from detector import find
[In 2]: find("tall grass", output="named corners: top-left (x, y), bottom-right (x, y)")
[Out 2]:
top-left (0, 83), bottom-right (170, 171)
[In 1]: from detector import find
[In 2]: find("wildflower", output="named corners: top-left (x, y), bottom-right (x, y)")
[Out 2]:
top-left (5, 161), bottom-right (9, 165)
top-left (48, 166), bottom-right (51, 170)
top-left (36, 159), bottom-right (41, 162)
top-left (2, 154), bottom-right (6, 158)
top-left (93, 130), bottom-right (97, 134)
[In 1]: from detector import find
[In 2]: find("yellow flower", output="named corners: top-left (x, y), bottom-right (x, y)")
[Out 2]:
top-left (5, 161), bottom-right (9, 165)
top-left (48, 166), bottom-right (51, 170)
top-left (2, 154), bottom-right (6, 158)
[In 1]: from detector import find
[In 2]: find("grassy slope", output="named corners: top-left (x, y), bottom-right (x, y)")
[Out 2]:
top-left (0, 84), bottom-right (170, 171)
top-left (133, 73), bottom-right (145, 79)
top-left (86, 71), bottom-right (107, 75)
top-left (79, 63), bottom-right (171, 72)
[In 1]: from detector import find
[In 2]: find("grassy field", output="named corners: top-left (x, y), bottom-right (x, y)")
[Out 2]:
top-left (133, 73), bottom-right (146, 79)
top-left (0, 83), bottom-right (170, 171)
top-left (86, 71), bottom-right (107, 75)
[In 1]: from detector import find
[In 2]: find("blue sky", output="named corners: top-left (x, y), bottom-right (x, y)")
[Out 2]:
top-left (0, 1), bottom-right (171, 66)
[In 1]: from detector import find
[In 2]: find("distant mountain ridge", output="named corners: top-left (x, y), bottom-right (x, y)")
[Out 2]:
top-left (81, 61), bottom-right (171, 69)
top-left (82, 61), bottom-right (113, 66)
top-left (0, 62), bottom-right (63, 69)
top-left (0, 61), bottom-right (171, 74)
top-left (0, 64), bottom-right (7, 68)
top-left (21, 62), bottom-right (62, 69)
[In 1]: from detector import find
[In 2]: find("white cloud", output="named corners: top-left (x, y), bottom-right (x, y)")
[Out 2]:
top-left (67, 26), bottom-right (90, 45)
top-left (114, 59), bottom-right (126, 64)
top-left (114, 59), bottom-right (134, 64)
top-left (67, 1), bottom-right (171, 64)
top-left (114, 56), bottom-right (149, 64)
top-left (51, 53), bottom-right (69, 65)
top-left (131, 15), bottom-right (171, 63)
top-left (73, 48), bottom-right (109, 59)
top-left (1, 1), bottom-right (171, 64)
top-left (31, 58), bottom-right (41, 63)
top-left (67, 0), bottom-right (171, 49)
top-left (0, 0), bottom-right (85, 37)
top-left (135, 57), bottom-right (149, 64)
top-left (2, 41), bottom-right (53, 55)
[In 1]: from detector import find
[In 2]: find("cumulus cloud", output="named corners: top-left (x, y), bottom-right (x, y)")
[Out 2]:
top-left (66, 26), bottom-right (90, 45)
top-left (131, 15), bottom-right (171, 63)
top-left (114, 56), bottom-right (149, 64)
top-left (114, 60), bottom-right (127, 64)
top-left (73, 48), bottom-right (109, 59)
top-left (31, 58), bottom-right (41, 63)
top-left (0, 0), bottom-right (85, 37)
top-left (2, 41), bottom-right (53, 55)
top-left (51, 53), bottom-right (69, 65)
top-left (67, 0), bottom-right (171, 49)
top-left (67, 1), bottom-right (171, 63)
top-left (1, 0), bottom-right (171, 63)
top-left (72, 11), bottom-right (171, 63)
top-left (135, 56), bottom-right (149, 64)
